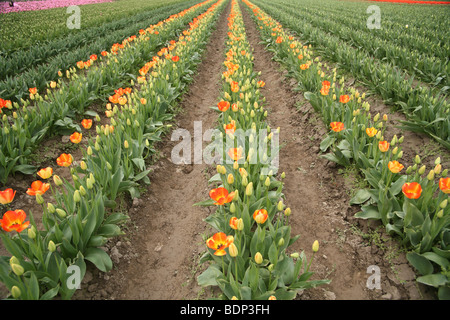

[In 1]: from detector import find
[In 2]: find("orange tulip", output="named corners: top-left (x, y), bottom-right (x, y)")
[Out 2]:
top-left (366, 127), bottom-right (378, 137)
top-left (76, 61), bottom-right (85, 69)
top-left (229, 217), bottom-right (239, 230)
top-left (0, 188), bottom-right (16, 205)
top-left (439, 178), bottom-right (450, 194)
top-left (26, 180), bottom-right (50, 196)
top-left (230, 81), bottom-right (239, 93)
top-left (37, 167), bottom-right (53, 179)
top-left (300, 64), bottom-right (309, 70)
top-left (298, 54), bottom-right (303, 60)
top-left (276, 36), bottom-right (283, 44)
top-left (388, 161), bottom-right (404, 174)
top-left (29, 87), bottom-right (37, 95)
top-left (253, 209), bottom-right (268, 224)
top-left (90, 54), bottom-right (97, 61)
top-left (209, 187), bottom-right (235, 205)
top-left (56, 153), bottom-right (73, 167)
top-left (224, 120), bottom-right (236, 135)
top-left (228, 147), bottom-right (244, 161)
top-left (101, 51), bottom-right (108, 56)
top-left (322, 80), bottom-right (331, 88)
top-left (257, 80), bottom-right (265, 88)
top-left (109, 94), bottom-right (120, 104)
top-left (217, 100), bottom-right (230, 112)
top-left (402, 182), bottom-right (422, 199)
top-left (70, 132), bottom-right (82, 144)
top-left (320, 86), bottom-right (329, 96)
top-left (378, 141), bottom-right (390, 153)
top-left (339, 95), bottom-right (350, 103)
top-left (171, 55), bottom-right (180, 62)
top-left (118, 96), bottom-right (127, 105)
top-left (81, 119), bottom-right (93, 129)
top-left (330, 121), bottom-right (344, 132)
top-left (206, 232), bottom-right (234, 256)
top-left (0, 210), bottom-right (29, 233)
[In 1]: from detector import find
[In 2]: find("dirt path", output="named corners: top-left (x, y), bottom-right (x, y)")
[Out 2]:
top-left (73, 0), bottom-right (231, 300)
top-left (239, 3), bottom-right (436, 300)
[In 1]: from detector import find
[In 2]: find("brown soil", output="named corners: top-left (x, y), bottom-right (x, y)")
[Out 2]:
top-left (1, 0), bottom-right (445, 301)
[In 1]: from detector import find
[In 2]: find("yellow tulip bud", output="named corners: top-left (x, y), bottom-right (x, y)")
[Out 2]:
top-left (236, 218), bottom-right (244, 231)
top-left (53, 174), bottom-right (63, 186)
top-left (11, 263), bottom-right (24, 276)
top-left (440, 199), bottom-right (448, 209)
top-left (11, 286), bottom-right (21, 299)
top-left (312, 240), bottom-right (319, 253)
top-left (264, 177), bottom-right (270, 187)
top-left (284, 207), bottom-right (291, 216)
top-left (278, 238), bottom-right (285, 247)
top-left (28, 227), bottom-right (36, 240)
top-left (35, 193), bottom-right (44, 205)
top-left (255, 252), bottom-right (263, 264)
top-left (48, 240), bottom-right (56, 253)
top-left (245, 182), bottom-right (253, 196)
top-left (290, 252), bottom-right (299, 259)
top-left (418, 165), bottom-right (426, 175)
top-left (227, 173), bottom-right (234, 184)
top-left (277, 201), bottom-right (284, 211)
top-left (56, 208), bottom-right (67, 219)
top-left (47, 202), bottom-right (55, 214)
top-left (73, 190), bottom-right (81, 202)
top-left (228, 243), bottom-right (238, 258)
top-left (437, 210), bottom-right (444, 218)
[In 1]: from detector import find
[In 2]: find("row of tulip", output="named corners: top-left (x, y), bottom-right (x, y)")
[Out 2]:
top-left (243, 0), bottom-right (449, 299)
top-left (252, 0), bottom-right (449, 150)
top-left (0, 0), bottom-right (197, 102)
top-left (0, 0), bottom-right (225, 299)
top-left (195, 0), bottom-right (329, 300)
top-left (0, 0), bottom-right (213, 186)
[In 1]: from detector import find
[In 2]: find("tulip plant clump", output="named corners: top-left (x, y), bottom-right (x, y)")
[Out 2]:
top-left (0, 0), bottom-right (226, 300)
top-left (243, 0), bottom-right (450, 299)
top-left (196, 0), bottom-right (330, 300)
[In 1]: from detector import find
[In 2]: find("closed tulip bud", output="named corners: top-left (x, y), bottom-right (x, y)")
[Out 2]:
top-left (228, 243), bottom-right (238, 258)
top-left (418, 165), bottom-right (426, 175)
top-left (442, 169), bottom-right (448, 177)
top-left (284, 207), bottom-right (291, 216)
top-left (245, 182), bottom-right (253, 196)
top-left (53, 174), bottom-right (63, 186)
top-left (398, 136), bottom-right (404, 143)
top-left (79, 186), bottom-right (86, 196)
top-left (11, 263), bottom-right (24, 276)
top-left (440, 199), bottom-right (448, 209)
top-left (230, 202), bottom-right (236, 214)
top-left (281, 172), bottom-right (286, 179)
top-left (373, 113), bottom-right (380, 122)
top-left (236, 218), bottom-right (244, 231)
top-left (437, 210), bottom-right (444, 218)
top-left (392, 147), bottom-right (398, 155)
top-left (48, 240), bottom-right (56, 253)
top-left (277, 200), bottom-right (284, 211)
top-left (435, 157), bottom-right (441, 165)
top-left (28, 226), bottom-right (36, 240)
top-left (73, 190), bottom-right (81, 203)
top-left (290, 252), bottom-right (299, 259)
top-left (265, 176), bottom-right (270, 187)
top-left (47, 202), bottom-right (55, 214)
top-left (56, 208), bottom-right (67, 219)
top-left (255, 252), bottom-right (263, 264)
top-left (233, 190), bottom-right (239, 201)
top-left (312, 240), bottom-right (319, 253)
top-left (11, 286), bottom-right (21, 299)
top-left (227, 174), bottom-right (234, 184)
top-left (124, 140), bottom-right (129, 149)
top-left (35, 193), bottom-right (44, 205)
top-left (233, 161), bottom-right (239, 170)
top-left (107, 162), bottom-right (112, 171)
top-left (242, 175), bottom-right (248, 187)
top-left (415, 155), bottom-right (421, 164)
top-left (434, 164), bottom-right (442, 175)
top-left (397, 151), bottom-right (403, 159)
top-left (80, 161), bottom-right (87, 170)
top-left (278, 238), bottom-right (285, 247)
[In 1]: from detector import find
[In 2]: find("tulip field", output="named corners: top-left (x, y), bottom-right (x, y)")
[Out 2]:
top-left (0, 0), bottom-right (449, 303)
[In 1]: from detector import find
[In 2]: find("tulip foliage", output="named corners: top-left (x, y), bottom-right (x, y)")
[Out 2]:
top-left (243, 0), bottom-right (450, 299)
top-left (196, 0), bottom-right (330, 300)
top-left (0, 0), bottom-right (225, 300)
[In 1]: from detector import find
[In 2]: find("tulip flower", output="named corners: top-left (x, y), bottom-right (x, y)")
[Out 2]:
top-left (339, 95), bottom-right (350, 103)
top-left (365, 127), bottom-right (378, 138)
top-left (206, 232), bottom-right (234, 256)
top-left (439, 178), bottom-right (450, 194)
top-left (37, 167), bottom-right (53, 179)
top-left (209, 187), bottom-right (235, 205)
top-left (253, 209), bottom-right (268, 224)
top-left (56, 153), bottom-right (73, 167)
top-left (378, 141), bottom-right (390, 153)
top-left (402, 182), bottom-right (422, 199)
top-left (0, 188), bottom-right (16, 205)
top-left (0, 210), bottom-right (29, 233)
top-left (218, 100), bottom-right (230, 112)
top-left (330, 121), bottom-right (344, 132)
top-left (69, 132), bottom-right (82, 144)
top-left (227, 147), bottom-right (244, 161)
top-left (81, 119), bottom-right (93, 129)
top-left (388, 161), bottom-right (404, 174)
top-left (26, 180), bottom-right (50, 196)
top-left (29, 87), bottom-right (37, 95)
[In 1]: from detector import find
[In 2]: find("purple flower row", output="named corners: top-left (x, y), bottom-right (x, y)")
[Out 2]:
top-left (1, 0), bottom-right (113, 14)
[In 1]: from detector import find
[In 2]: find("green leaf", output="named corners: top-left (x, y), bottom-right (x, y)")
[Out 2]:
top-left (406, 252), bottom-right (433, 276)
top-left (197, 265), bottom-right (222, 286)
top-left (84, 247), bottom-right (113, 272)
top-left (193, 199), bottom-right (216, 206)
top-left (350, 189), bottom-right (372, 205)
top-left (416, 274), bottom-right (448, 288)
top-left (355, 205), bottom-right (381, 220)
